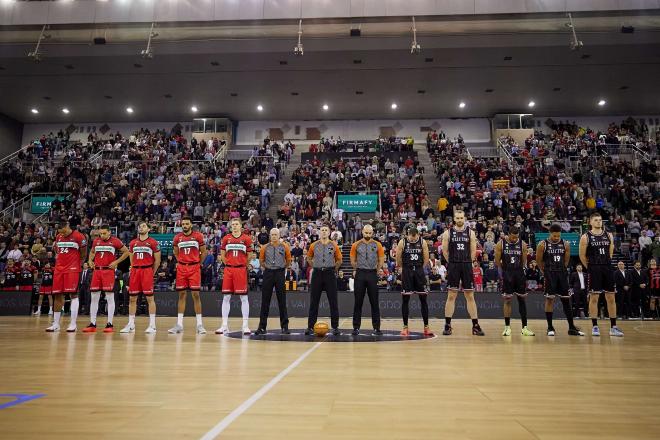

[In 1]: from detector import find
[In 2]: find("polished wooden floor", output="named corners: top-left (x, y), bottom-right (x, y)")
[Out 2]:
top-left (1, 316), bottom-right (659, 439)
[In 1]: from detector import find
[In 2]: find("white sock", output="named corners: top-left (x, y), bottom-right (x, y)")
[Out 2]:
top-left (70, 298), bottom-right (79, 326)
top-left (106, 293), bottom-right (115, 324)
top-left (222, 295), bottom-right (231, 327)
top-left (196, 314), bottom-right (203, 326)
top-left (128, 314), bottom-right (135, 326)
top-left (177, 313), bottom-right (183, 327)
top-left (90, 292), bottom-right (100, 324)
top-left (149, 314), bottom-right (156, 328)
top-left (53, 311), bottom-right (61, 325)
top-left (240, 295), bottom-right (249, 328)
top-left (49, 307), bottom-right (53, 314)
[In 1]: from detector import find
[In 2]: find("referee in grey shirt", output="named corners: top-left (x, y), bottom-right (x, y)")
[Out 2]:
top-left (350, 225), bottom-right (385, 335)
top-left (255, 229), bottom-right (292, 335)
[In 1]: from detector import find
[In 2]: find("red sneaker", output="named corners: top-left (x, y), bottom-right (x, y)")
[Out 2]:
top-left (82, 323), bottom-right (97, 333)
top-left (103, 323), bottom-right (114, 333)
top-left (400, 326), bottom-right (410, 336)
top-left (423, 326), bottom-right (435, 336)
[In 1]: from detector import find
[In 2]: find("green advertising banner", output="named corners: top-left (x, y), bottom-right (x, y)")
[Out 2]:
top-left (30, 195), bottom-right (67, 214)
top-left (534, 232), bottom-right (581, 256)
top-left (337, 194), bottom-right (379, 213)
top-left (151, 233), bottom-right (176, 256)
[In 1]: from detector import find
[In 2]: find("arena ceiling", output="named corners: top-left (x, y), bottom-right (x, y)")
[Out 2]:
top-left (1, 12), bottom-right (660, 122)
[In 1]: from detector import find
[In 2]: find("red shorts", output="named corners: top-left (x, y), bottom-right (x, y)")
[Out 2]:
top-left (40, 286), bottom-right (53, 295)
top-left (19, 285), bottom-right (33, 292)
top-left (176, 264), bottom-right (201, 290)
top-left (53, 271), bottom-right (80, 294)
top-left (2, 286), bottom-right (17, 291)
top-left (129, 267), bottom-right (154, 295)
top-left (90, 269), bottom-right (116, 292)
top-left (222, 266), bottom-right (248, 294)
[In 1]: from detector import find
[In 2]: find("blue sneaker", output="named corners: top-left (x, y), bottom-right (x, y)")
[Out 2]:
top-left (609, 326), bottom-right (624, 337)
top-left (592, 326), bottom-right (600, 337)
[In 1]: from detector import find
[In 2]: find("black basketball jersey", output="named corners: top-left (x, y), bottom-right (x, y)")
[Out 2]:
top-left (41, 269), bottom-right (53, 286)
top-left (402, 238), bottom-right (423, 268)
top-left (586, 230), bottom-right (611, 265)
top-left (448, 226), bottom-right (471, 263)
top-left (3, 269), bottom-right (17, 287)
top-left (501, 239), bottom-right (523, 271)
top-left (19, 269), bottom-right (34, 286)
top-left (543, 239), bottom-right (566, 272)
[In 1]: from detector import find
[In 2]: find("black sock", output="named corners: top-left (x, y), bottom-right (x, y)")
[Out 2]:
top-left (561, 297), bottom-right (575, 329)
top-left (420, 295), bottom-right (429, 326)
top-left (611, 317), bottom-right (617, 327)
top-left (445, 317), bottom-right (452, 326)
top-left (546, 312), bottom-right (553, 329)
top-left (592, 318), bottom-right (598, 327)
top-left (472, 318), bottom-right (479, 327)
top-left (517, 296), bottom-right (528, 327)
top-left (504, 317), bottom-right (511, 326)
top-left (402, 295), bottom-right (410, 326)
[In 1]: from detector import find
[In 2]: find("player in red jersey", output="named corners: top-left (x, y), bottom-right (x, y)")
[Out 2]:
top-left (33, 262), bottom-right (54, 316)
top-left (47, 220), bottom-right (87, 332)
top-left (83, 225), bottom-right (129, 334)
top-left (216, 218), bottom-right (254, 335)
top-left (121, 221), bottom-right (161, 334)
top-left (169, 216), bottom-right (208, 334)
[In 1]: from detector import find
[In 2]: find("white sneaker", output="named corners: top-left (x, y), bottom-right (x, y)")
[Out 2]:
top-left (32, 310), bottom-right (41, 317)
top-left (120, 324), bottom-right (135, 334)
top-left (45, 324), bottom-right (60, 332)
top-left (48, 309), bottom-right (53, 315)
top-left (215, 326), bottom-right (229, 335)
top-left (66, 324), bottom-right (77, 333)
top-left (168, 324), bottom-right (184, 334)
top-left (242, 326), bottom-right (251, 335)
top-left (547, 328), bottom-right (556, 336)
top-left (144, 326), bottom-right (157, 334)
top-left (196, 325), bottom-right (207, 335)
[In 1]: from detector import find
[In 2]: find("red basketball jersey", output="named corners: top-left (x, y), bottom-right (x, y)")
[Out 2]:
top-left (129, 237), bottom-right (161, 267)
top-left (173, 231), bottom-right (205, 264)
top-left (54, 230), bottom-right (87, 273)
top-left (92, 236), bottom-right (125, 267)
top-left (221, 233), bottom-right (253, 267)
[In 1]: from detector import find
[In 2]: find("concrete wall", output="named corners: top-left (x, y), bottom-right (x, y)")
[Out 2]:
top-left (0, 113), bottom-right (24, 158)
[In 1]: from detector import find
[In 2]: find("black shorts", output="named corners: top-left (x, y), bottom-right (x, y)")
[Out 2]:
top-left (544, 271), bottom-right (569, 297)
top-left (588, 265), bottom-right (614, 292)
top-left (502, 270), bottom-right (526, 296)
top-left (402, 267), bottom-right (428, 295)
top-left (447, 262), bottom-right (474, 290)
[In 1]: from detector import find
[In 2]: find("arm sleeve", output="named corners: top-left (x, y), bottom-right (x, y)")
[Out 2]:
top-left (307, 243), bottom-right (315, 259)
top-left (334, 244), bottom-right (342, 263)
top-left (259, 245), bottom-right (267, 264)
top-left (284, 244), bottom-right (292, 265)
top-left (377, 242), bottom-right (385, 258)
top-left (349, 242), bottom-right (358, 260)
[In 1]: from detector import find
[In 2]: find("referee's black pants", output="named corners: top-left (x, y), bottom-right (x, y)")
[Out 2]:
top-left (308, 268), bottom-right (339, 329)
top-left (258, 269), bottom-right (289, 330)
top-left (353, 269), bottom-right (380, 330)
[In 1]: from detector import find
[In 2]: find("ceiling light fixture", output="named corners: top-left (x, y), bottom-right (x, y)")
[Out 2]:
top-left (31, 108), bottom-right (39, 114)
top-left (27, 24), bottom-right (51, 62)
top-left (62, 108), bottom-right (70, 114)
top-left (567, 13), bottom-right (584, 51)
top-left (322, 104), bottom-right (329, 111)
top-left (459, 102), bottom-right (466, 109)
top-left (391, 103), bottom-right (398, 110)
top-left (293, 19), bottom-right (304, 56)
top-left (191, 106), bottom-right (198, 113)
top-left (140, 22), bottom-right (158, 59)
top-left (126, 107), bottom-right (134, 114)
top-left (257, 105), bottom-right (264, 112)
top-left (598, 99), bottom-right (606, 106)
top-left (410, 16), bottom-right (421, 54)
top-left (528, 101), bottom-right (536, 108)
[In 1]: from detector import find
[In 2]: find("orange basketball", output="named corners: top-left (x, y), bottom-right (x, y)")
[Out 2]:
top-left (313, 321), bottom-right (329, 337)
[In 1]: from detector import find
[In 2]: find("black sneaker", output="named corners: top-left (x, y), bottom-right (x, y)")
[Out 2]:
top-left (372, 329), bottom-right (383, 336)
top-left (304, 328), bottom-right (314, 336)
top-left (472, 325), bottom-right (485, 336)
top-left (103, 323), bottom-right (114, 333)
top-left (332, 328), bottom-right (341, 336)
top-left (443, 324), bottom-right (453, 336)
top-left (568, 327), bottom-right (585, 336)
top-left (253, 328), bottom-right (267, 335)
top-left (281, 326), bottom-right (290, 335)
top-left (351, 329), bottom-right (360, 336)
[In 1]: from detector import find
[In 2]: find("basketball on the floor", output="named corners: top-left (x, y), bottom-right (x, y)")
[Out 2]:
top-left (314, 322), bottom-right (329, 336)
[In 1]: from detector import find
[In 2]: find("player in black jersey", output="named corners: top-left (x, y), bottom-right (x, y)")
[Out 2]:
top-left (536, 224), bottom-right (584, 337)
top-left (395, 224), bottom-right (433, 336)
top-left (494, 226), bottom-right (535, 336)
top-left (441, 210), bottom-right (483, 336)
top-left (579, 212), bottom-right (623, 337)
top-left (33, 262), bottom-right (54, 316)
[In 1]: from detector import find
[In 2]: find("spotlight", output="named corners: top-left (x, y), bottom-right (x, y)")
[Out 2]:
top-left (257, 105), bottom-right (264, 112)
top-left (391, 103), bottom-right (398, 110)
top-left (322, 104), bottom-right (329, 111)
top-left (31, 108), bottom-right (39, 114)
top-left (126, 107), bottom-right (134, 114)
top-left (459, 102), bottom-right (466, 109)
top-left (191, 106), bottom-right (198, 113)
top-left (528, 101), bottom-right (536, 108)
top-left (62, 108), bottom-right (70, 114)
top-left (598, 99), bottom-right (606, 106)
top-left (293, 20), bottom-right (304, 56)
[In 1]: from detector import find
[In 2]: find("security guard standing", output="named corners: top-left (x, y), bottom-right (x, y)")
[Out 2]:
top-left (350, 224), bottom-right (385, 335)
top-left (254, 228), bottom-right (292, 335)
top-left (305, 224), bottom-right (342, 336)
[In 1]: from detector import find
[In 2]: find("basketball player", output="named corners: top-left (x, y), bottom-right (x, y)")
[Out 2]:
top-left (83, 225), bottom-right (129, 333)
top-left (396, 224), bottom-right (433, 336)
top-left (441, 210), bottom-right (484, 336)
top-left (494, 226), bottom-right (535, 336)
top-left (121, 222), bottom-right (161, 334)
top-left (255, 228), bottom-right (291, 335)
top-left (536, 224), bottom-right (584, 336)
top-left (350, 224), bottom-right (385, 336)
top-left (1, 260), bottom-right (19, 291)
top-left (47, 220), bottom-right (87, 332)
top-left (216, 218), bottom-right (254, 335)
top-left (305, 224), bottom-right (342, 336)
top-left (33, 262), bottom-right (54, 316)
top-left (579, 212), bottom-right (624, 337)
top-left (169, 216), bottom-right (207, 334)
